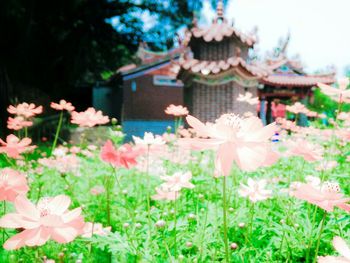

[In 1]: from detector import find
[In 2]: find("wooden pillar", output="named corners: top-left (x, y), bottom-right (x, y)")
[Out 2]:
top-left (259, 98), bottom-right (266, 126)
top-left (266, 98), bottom-right (273, 124)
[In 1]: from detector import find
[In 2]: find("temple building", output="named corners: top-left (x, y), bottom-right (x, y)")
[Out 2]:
top-left (175, 0), bottom-right (269, 122)
top-left (115, 43), bottom-right (185, 137)
top-left (107, 0), bottom-right (335, 136)
top-left (258, 34), bottom-right (335, 124)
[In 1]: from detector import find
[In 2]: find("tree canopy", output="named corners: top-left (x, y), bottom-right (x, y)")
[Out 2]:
top-left (0, 0), bottom-right (212, 135)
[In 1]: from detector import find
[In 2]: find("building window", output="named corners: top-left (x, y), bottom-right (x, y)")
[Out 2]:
top-left (131, 81), bottom-right (137, 92)
top-left (153, 75), bottom-right (183, 87)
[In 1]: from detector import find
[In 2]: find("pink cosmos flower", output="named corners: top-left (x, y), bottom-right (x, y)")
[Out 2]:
top-left (0, 168), bottom-right (29, 202)
top-left (71, 107), bottom-right (109, 127)
top-left (276, 118), bottom-right (300, 132)
top-left (237, 92), bottom-right (259, 105)
top-left (0, 134), bottom-right (36, 159)
top-left (50, 100), bottom-right (75, 112)
top-left (7, 103), bottom-right (43, 118)
top-left (0, 195), bottom-right (84, 250)
top-left (7, 116), bottom-right (33, 131)
top-left (238, 178), bottom-right (272, 202)
top-left (316, 160), bottom-right (338, 171)
top-left (286, 102), bottom-right (307, 115)
top-left (318, 236), bottom-right (350, 263)
top-left (152, 187), bottom-right (180, 201)
top-left (184, 114), bottom-right (276, 175)
top-left (90, 186), bottom-right (105, 195)
top-left (160, 171), bottom-right (194, 191)
top-left (100, 140), bottom-right (139, 169)
top-left (165, 104), bottom-right (189, 117)
top-left (81, 222), bottom-right (111, 238)
top-left (291, 181), bottom-right (350, 212)
top-left (318, 78), bottom-right (350, 103)
top-left (286, 139), bottom-right (323, 162)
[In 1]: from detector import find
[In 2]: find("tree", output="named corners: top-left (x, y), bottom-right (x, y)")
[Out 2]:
top-left (0, 0), bottom-right (208, 136)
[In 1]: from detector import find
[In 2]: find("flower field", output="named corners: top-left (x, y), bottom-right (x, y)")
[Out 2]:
top-left (1, 80), bottom-right (350, 263)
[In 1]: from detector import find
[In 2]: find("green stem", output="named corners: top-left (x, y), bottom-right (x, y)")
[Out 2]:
top-left (106, 176), bottom-right (111, 226)
top-left (306, 206), bottom-right (318, 262)
top-left (2, 201), bottom-right (6, 244)
top-left (51, 111), bottom-right (63, 155)
top-left (146, 145), bottom-right (152, 239)
top-left (248, 202), bottom-right (255, 246)
top-left (222, 176), bottom-right (230, 263)
top-left (279, 200), bottom-right (293, 259)
top-left (313, 211), bottom-right (327, 263)
top-left (174, 192), bottom-right (177, 258)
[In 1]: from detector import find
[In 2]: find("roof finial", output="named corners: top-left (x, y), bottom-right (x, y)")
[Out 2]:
top-left (280, 30), bottom-right (291, 55)
top-left (216, 0), bottom-right (224, 19)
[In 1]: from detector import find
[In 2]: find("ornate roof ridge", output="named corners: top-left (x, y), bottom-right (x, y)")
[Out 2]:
top-left (177, 55), bottom-right (269, 77)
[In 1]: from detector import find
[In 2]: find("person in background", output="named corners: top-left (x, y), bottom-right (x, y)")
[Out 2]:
top-left (271, 99), bottom-right (286, 121)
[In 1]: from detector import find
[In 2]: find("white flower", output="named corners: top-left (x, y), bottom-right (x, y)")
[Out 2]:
top-left (238, 178), bottom-right (272, 202)
top-left (160, 171), bottom-right (195, 191)
top-left (133, 132), bottom-right (165, 146)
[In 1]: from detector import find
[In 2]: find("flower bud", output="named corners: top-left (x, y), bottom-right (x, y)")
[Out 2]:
top-left (155, 220), bottom-right (166, 228)
top-left (230, 243), bottom-right (238, 250)
top-left (238, 222), bottom-right (245, 228)
top-left (186, 241), bottom-right (193, 248)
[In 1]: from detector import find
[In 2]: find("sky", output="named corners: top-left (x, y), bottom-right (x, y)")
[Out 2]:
top-left (201, 0), bottom-right (350, 76)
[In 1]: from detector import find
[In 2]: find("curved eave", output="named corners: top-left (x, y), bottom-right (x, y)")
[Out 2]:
top-left (177, 57), bottom-right (268, 79)
top-left (261, 75), bottom-right (336, 88)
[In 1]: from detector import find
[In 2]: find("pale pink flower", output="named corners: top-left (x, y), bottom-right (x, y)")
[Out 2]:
top-left (52, 146), bottom-right (69, 157)
top-left (133, 132), bottom-right (165, 146)
top-left (0, 134), bottom-right (36, 158)
top-left (318, 78), bottom-right (350, 103)
top-left (286, 139), bottom-right (323, 162)
top-left (165, 104), bottom-right (189, 117)
top-left (71, 107), bottom-right (109, 127)
top-left (81, 222), bottom-right (111, 238)
top-left (238, 178), bottom-right (272, 202)
top-left (90, 186), bottom-right (105, 195)
top-left (7, 116), bottom-right (33, 131)
top-left (69, 146), bottom-right (81, 154)
top-left (316, 160), bottom-right (338, 171)
top-left (7, 103), bottom-right (43, 118)
top-left (184, 114), bottom-right (276, 175)
top-left (160, 171), bottom-right (194, 191)
top-left (318, 236), bottom-right (350, 263)
top-left (0, 168), bottom-right (29, 202)
top-left (162, 133), bottom-right (177, 142)
top-left (100, 140), bottom-right (139, 169)
top-left (318, 113), bottom-right (327, 119)
top-left (338, 112), bottom-right (350, 121)
top-left (38, 155), bottom-right (80, 175)
top-left (276, 118), bottom-right (299, 132)
top-left (237, 92), bottom-right (259, 105)
top-left (50, 100), bottom-right (75, 112)
top-left (152, 187), bottom-right (180, 201)
top-left (0, 195), bottom-right (84, 250)
top-left (291, 181), bottom-right (350, 212)
top-left (286, 102), bottom-right (308, 115)
top-left (305, 110), bottom-right (318, 118)
top-left (87, 145), bottom-right (97, 151)
top-left (305, 176), bottom-right (321, 188)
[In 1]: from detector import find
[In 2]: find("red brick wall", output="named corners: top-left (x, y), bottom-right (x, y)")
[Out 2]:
top-left (123, 74), bottom-right (183, 120)
top-left (188, 82), bottom-right (258, 122)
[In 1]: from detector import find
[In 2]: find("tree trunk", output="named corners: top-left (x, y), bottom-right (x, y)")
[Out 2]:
top-left (0, 66), bottom-right (11, 137)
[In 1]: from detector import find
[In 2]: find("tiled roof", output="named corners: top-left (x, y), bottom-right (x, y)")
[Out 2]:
top-left (177, 56), bottom-right (269, 77)
top-left (118, 46), bottom-right (185, 76)
top-left (189, 21), bottom-right (256, 46)
top-left (262, 74), bottom-right (335, 87)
